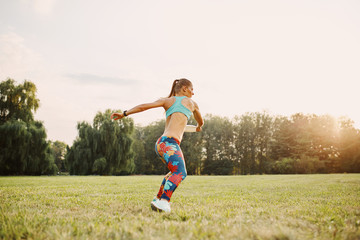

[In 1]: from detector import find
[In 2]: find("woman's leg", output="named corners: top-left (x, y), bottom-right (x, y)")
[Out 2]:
top-left (156, 172), bottom-right (172, 199)
top-left (161, 153), bottom-right (187, 201)
top-left (155, 136), bottom-right (187, 202)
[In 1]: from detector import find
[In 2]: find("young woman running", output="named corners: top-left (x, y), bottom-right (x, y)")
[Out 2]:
top-left (111, 78), bottom-right (204, 213)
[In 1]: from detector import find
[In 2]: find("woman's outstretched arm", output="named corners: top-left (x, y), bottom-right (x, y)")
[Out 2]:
top-left (111, 98), bottom-right (166, 120)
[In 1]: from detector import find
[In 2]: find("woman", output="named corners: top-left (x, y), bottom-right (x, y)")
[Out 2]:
top-left (111, 78), bottom-right (204, 213)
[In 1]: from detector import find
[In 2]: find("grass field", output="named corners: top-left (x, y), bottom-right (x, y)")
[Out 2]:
top-left (0, 174), bottom-right (359, 240)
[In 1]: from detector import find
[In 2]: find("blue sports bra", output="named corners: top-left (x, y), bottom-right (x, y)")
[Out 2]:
top-left (166, 96), bottom-right (193, 119)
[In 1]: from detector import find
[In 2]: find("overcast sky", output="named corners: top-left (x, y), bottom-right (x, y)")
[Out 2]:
top-left (1, 0), bottom-right (359, 145)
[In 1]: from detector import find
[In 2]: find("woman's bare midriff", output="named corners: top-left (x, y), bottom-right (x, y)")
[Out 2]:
top-left (162, 113), bottom-right (188, 142)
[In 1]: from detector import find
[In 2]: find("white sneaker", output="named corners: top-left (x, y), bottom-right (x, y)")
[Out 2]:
top-left (151, 199), bottom-right (171, 213)
top-left (150, 197), bottom-right (160, 211)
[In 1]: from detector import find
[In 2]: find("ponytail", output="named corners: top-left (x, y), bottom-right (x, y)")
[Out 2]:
top-left (167, 78), bottom-right (192, 97)
top-left (168, 79), bottom-right (179, 97)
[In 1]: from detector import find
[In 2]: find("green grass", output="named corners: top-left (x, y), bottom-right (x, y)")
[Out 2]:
top-left (0, 174), bottom-right (359, 240)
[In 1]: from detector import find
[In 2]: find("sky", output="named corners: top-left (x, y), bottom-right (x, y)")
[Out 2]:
top-left (0, 0), bottom-right (359, 145)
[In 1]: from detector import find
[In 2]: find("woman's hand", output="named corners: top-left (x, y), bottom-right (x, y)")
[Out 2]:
top-left (111, 112), bottom-right (124, 121)
top-left (196, 126), bottom-right (202, 132)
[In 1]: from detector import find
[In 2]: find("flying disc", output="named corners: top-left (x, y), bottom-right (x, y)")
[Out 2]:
top-left (184, 125), bottom-right (197, 132)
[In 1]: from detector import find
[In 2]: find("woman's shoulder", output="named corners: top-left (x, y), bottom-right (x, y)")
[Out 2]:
top-left (157, 97), bottom-right (173, 102)
top-left (181, 97), bottom-right (197, 112)
top-left (162, 97), bottom-right (176, 109)
top-left (184, 97), bottom-right (197, 105)
top-left (161, 96), bottom-right (174, 102)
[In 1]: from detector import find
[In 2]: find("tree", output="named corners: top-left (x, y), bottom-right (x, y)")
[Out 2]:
top-left (268, 116), bottom-right (292, 166)
top-left (132, 126), bottom-right (146, 174)
top-left (234, 113), bottom-right (257, 175)
top-left (202, 115), bottom-right (235, 175)
top-left (0, 119), bottom-right (57, 175)
top-left (66, 109), bottom-right (135, 175)
top-left (0, 79), bottom-right (56, 175)
top-left (253, 112), bottom-right (273, 174)
top-left (181, 116), bottom-right (203, 175)
top-left (50, 141), bottom-right (67, 173)
top-left (0, 78), bottom-right (39, 124)
top-left (307, 115), bottom-right (340, 172)
top-left (338, 118), bottom-right (360, 173)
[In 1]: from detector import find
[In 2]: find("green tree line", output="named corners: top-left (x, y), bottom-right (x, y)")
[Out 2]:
top-left (130, 113), bottom-right (360, 175)
top-left (2, 79), bottom-right (360, 175)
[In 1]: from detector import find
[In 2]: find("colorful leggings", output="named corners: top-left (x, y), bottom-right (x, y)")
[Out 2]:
top-left (155, 136), bottom-right (187, 202)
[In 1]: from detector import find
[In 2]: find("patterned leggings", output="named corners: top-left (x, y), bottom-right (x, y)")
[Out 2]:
top-left (155, 136), bottom-right (187, 202)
